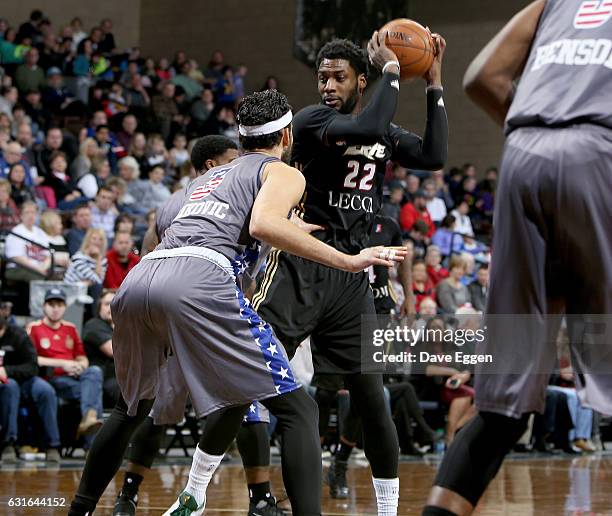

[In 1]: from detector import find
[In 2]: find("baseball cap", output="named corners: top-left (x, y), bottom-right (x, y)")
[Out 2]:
top-left (413, 189), bottom-right (426, 198)
top-left (44, 288), bottom-right (66, 303)
top-left (46, 67), bottom-right (62, 77)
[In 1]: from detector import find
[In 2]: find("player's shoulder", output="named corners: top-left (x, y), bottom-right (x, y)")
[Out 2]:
top-left (60, 320), bottom-right (78, 331)
top-left (264, 160), bottom-right (304, 182)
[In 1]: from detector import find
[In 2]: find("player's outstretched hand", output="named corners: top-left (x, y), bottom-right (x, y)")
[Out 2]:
top-left (367, 30), bottom-right (399, 72)
top-left (290, 212), bottom-right (325, 234)
top-left (346, 245), bottom-right (407, 273)
top-left (423, 32), bottom-right (446, 87)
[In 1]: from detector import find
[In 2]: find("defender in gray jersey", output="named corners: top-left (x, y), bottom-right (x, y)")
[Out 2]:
top-left (423, 2), bottom-right (612, 515)
top-left (113, 136), bottom-right (287, 516)
top-left (70, 91), bottom-right (406, 516)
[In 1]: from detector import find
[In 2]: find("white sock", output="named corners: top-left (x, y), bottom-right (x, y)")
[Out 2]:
top-left (372, 477), bottom-right (399, 516)
top-left (184, 446), bottom-right (224, 507)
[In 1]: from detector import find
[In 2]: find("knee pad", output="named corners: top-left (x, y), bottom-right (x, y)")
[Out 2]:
top-left (435, 411), bottom-right (529, 506)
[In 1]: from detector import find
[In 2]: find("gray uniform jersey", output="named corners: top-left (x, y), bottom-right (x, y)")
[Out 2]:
top-left (159, 152), bottom-right (278, 272)
top-left (156, 188), bottom-right (186, 238)
top-left (506, 0), bottom-right (612, 133)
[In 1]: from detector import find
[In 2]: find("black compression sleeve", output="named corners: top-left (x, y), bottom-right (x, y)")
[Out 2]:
top-left (392, 88), bottom-right (448, 170)
top-left (324, 71), bottom-right (400, 145)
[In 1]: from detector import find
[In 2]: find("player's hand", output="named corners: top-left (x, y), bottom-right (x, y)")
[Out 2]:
top-left (423, 32), bottom-right (446, 87)
top-left (0, 366), bottom-right (8, 382)
top-left (290, 212), bottom-right (325, 234)
top-left (367, 31), bottom-right (399, 73)
top-left (346, 245), bottom-right (407, 273)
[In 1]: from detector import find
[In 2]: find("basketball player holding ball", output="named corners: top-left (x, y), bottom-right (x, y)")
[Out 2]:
top-left (423, 1), bottom-right (612, 515)
top-left (250, 28), bottom-right (448, 515)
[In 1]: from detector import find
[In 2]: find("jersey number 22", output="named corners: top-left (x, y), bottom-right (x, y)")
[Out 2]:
top-left (343, 160), bottom-right (375, 191)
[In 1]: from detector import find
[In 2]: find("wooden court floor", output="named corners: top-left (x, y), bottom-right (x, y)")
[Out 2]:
top-left (1, 453), bottom-right (612, 515)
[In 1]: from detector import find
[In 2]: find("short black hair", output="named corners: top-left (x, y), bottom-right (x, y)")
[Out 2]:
top-left (316, 39), bottom-right (369, 78)
top-left (114, 213), bottom-right (134, 232)
top-left (191, 135), bottom-right (238, 172)
top-left (30, 10), bottom-right (44, 22)
top-left (237, 90), bottom-right (292, 151)
top-left (440, 214), bottom-right (456, 229)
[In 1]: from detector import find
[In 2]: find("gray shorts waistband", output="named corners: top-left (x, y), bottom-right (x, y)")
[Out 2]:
top-left (143, 246), bottom-right (234, 277)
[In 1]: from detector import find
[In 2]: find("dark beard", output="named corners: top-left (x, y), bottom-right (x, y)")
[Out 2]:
top-left (339, 86), bottom-right (360, 114)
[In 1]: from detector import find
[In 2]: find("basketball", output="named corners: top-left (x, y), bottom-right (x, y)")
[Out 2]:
top-left (380, 18), bottom-right (435, 80)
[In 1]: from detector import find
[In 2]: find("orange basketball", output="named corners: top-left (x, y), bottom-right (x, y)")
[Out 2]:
top-left (380, 18), bottom-right (434, 80)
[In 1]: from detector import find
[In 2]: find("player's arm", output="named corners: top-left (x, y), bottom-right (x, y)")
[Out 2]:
top-left (391, 35), bottom-right (448, 170)
top-left (463, 0), bottom-right (546, 126)
top-left (141, 224), bottom-right (159, 257)
top-left (250, 162), bottom-right (406, 273)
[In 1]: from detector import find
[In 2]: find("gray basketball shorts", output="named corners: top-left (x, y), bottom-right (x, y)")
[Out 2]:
top-left (475, 124), bottom-right (612, 418)
top-left (111, 255), bottom-right (300, 419)
top-left (150, 355), bottom-right (270, 425)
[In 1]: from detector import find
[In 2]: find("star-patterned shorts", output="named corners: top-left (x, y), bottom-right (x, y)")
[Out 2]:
top-left (112, 255), bottom-right (300, 420)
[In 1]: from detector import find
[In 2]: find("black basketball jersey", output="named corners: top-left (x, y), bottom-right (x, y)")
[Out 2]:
top-left (291, 104), bottom-right (408, 254)
top-left (368, 215), bottom-right (403, 314)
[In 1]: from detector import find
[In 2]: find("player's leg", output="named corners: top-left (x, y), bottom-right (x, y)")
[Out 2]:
top-left (236, 402), bottom-right (287, 516)
top-left (328, 391), bottom-right (362, 499)
top-left (260, 388), bottom-right (322, 516)
top-left (115, 356), bottom-right (190, 515)
top-left (237, 419), bottom-right (286, 516)
top-left (71, 259), bottom-right (171, 515)
top-left (423, 129), bottom-right (562, 515)
top-left (313, 270), bottom-right (399, 516)
top-left (113, 417), bottom-right (165, 516)
top-left (344, 373), bottom-right (400, 515)
top-left (68, 396), bottom-right (155, 515)
top-left (164, 404), bottom-right (250, 516)
top-left (422, 412), bottom-right (529, 516)
top-left (560, 126), bottom-right (612, 419)
top-left (161, 257), bottom-right (319, 515)
top-left (314, 386), bottom-right (336, 441)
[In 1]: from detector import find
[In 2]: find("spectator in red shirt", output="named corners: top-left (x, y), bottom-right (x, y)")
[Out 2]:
top-left (104, 230), bottom-right (140, 288)
top-left (27, 288), bottom-right (103, 438)
top-left (400, 189), bottom-right (435, 238)
top-left (425, 245), bottom-right (448, 287)
top-left (412, 260), bottom-right (436, 312)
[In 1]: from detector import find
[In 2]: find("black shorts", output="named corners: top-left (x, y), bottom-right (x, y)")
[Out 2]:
top-left (252, 250), bottom-right (376, 374)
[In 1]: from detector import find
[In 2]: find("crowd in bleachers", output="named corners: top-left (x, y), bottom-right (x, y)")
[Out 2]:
top-left (0, 9), bottom-right (603, 463)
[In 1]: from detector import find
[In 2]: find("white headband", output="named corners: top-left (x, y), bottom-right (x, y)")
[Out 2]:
top-left (238, 110), bottom-right (293, 136)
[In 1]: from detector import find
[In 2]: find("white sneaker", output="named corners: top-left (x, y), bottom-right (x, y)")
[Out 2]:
top-left (162, 491), bottom-right (205, 516)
